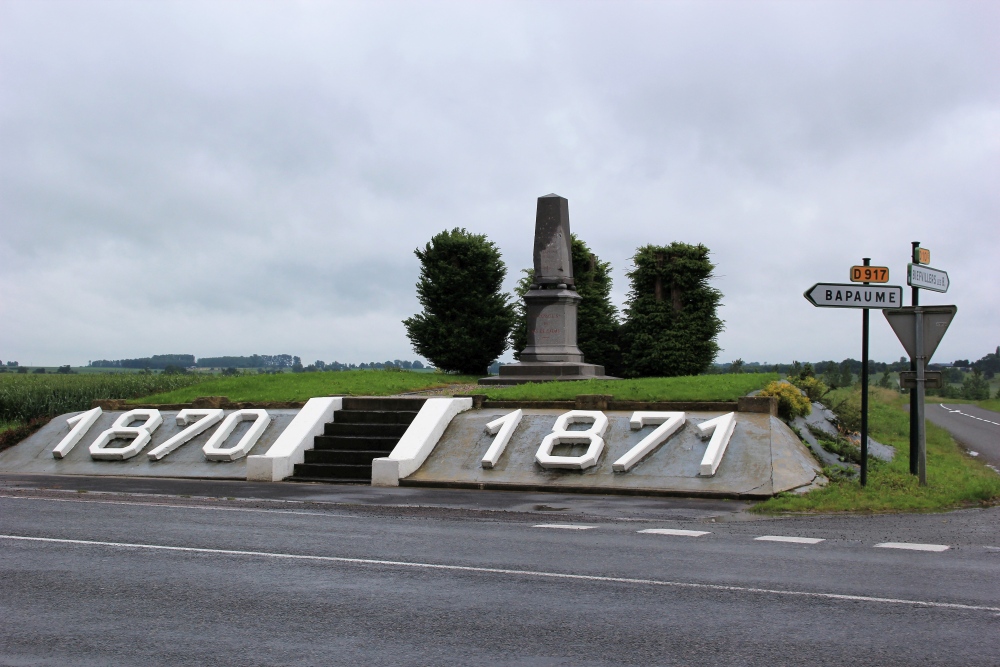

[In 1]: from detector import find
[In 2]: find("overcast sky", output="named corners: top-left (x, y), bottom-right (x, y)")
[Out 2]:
top-left (1, 0), bottom-right (997, 368)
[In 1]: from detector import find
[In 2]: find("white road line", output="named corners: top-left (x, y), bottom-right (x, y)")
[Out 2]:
top-left (638, 528), bottom-right (711, 537)
top-left (0, 494), bottom-right (356, 518)
top-left (876, 542), bottom-right (950, 552)
top-left (533, 524), bottom-right (596, 530)
top-left (1, 533), bottom-right (995, 614)
top-left (939, 405), bottom-right (1000, 427)
top-left (755, 536), bottom-right (825, 544)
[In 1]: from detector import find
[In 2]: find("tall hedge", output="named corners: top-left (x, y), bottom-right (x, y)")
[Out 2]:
top-left (620, 242), bottom-right (723, 377)
top-left (511, 235), bottom-right (622, 375)
top-left (403, 228), bottom-right (516, 376)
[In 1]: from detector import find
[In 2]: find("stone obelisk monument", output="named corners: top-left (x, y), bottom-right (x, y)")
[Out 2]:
top-left (480, 193), bottom-right (618, 385)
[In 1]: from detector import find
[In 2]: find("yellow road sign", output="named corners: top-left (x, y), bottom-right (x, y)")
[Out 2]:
top-left (914, 247), bottom-right (930, 264)
top-left (850, 266), bottom-right (890, 283)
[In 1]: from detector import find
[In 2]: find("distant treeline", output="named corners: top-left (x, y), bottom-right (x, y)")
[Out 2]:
top-left (89, 354), bottom-right (196, 369)
top-left (87, 354), bottom-right (426, 371)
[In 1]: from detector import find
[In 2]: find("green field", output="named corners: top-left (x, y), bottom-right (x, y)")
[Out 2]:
top-left (469, 373), bottom-right (777, 402)
top-left (755, 386), bottom-right (1000, 513)
top-left (132, 370), bottom-right (480, 404)
top-left (0, 372), bottom-right (207, 424)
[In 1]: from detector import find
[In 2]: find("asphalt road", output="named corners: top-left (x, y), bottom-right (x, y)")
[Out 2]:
top-left (925, 403), bottom-right (1000, 471)
top-left (1, 476), bottom-right (999, 666)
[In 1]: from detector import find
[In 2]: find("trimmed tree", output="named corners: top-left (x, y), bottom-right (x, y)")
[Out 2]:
top-left (403, 228), bottom-right (516, 376)
top-left (620, 242), bottom-right (723, 377)
top-left (510, 235), bottom-right (622, 375)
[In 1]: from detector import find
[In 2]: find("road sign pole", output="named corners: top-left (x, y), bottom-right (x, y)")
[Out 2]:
top-left (860, 258), bottom-right (870, 487)
top-left (915, 306), bottom-right (927, 485)
top-left (909, 241), bottom-right (920, 476)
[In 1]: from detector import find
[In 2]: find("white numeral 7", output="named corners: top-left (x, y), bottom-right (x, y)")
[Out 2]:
top-left (612, 412), bottom-right (685, 472)
top-left (147, 409), bottom-right (224, 461)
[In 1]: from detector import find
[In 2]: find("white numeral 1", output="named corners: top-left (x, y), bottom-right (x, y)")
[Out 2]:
top-left (147, 409), bottom-right (224, 461)
top-left (612, 412), bottom-right (686, 472)
top-left (697, 412), bottom-right (736, 476)
top-left (481, 410), bottom-right (522, 469)
top-left (202, 409), bottom-right (271, 461)
top-left (52, 407), bottom-right (103, 459)
top-left (535, 410), bottom-right (608, 470)
top-left (90, 409), bottom-right (163, 461)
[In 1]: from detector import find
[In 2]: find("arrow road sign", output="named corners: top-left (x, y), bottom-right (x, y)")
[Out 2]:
top-left (883, 305), bottom-right (957, 362)
top-left (804, 283), bottom-right (903, 309)
top-left (907, 264), bottom-right (949, 293)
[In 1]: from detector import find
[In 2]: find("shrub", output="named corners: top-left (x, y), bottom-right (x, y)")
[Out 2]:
top-left (620, 242), bottom-right (724, 377)
top-left (790, 375), bottom-right (828, 401)
top-left (403, 228), bottom-right (516, 376)
top-left (759, 381), bottom-right (811, 420)
top-left (961, 368), bottom-right (991, 400)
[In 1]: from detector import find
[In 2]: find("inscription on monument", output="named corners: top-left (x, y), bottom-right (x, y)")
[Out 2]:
top-left (533, 195), bottom-right (573, 285)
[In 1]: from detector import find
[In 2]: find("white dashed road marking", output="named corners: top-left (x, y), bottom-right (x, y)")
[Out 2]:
top-left (533, 524), bottom-right (596, 530)
top-left (755, 535), bottom-right (825, 544)
top-left (638, 528), bottom-right (711, 537)
top-left (876, 542), bottom-right (950, 552)
top-left (1, 534), bottom-right (994, 613)
top-left (939, 405), bottom-right (1000, 427)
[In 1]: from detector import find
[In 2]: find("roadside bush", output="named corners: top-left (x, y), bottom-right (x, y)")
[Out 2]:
top-left (790, 375), bottom-right (828, 401)
top-left (962, 368), bottom-right (991, 400)
top-left (759, 381), bottom-right (811, 420)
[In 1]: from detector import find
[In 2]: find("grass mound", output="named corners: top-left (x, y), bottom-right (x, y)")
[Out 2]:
top-left (755, 386), bottom-right (1000, 513)
top-left (469, 373), bottom-right (776, 402)
top-left (132, 370), bottom-right (480, 404)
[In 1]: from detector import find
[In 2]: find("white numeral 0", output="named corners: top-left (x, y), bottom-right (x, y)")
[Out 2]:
top-left (202, 409), bottom-right (272, 461)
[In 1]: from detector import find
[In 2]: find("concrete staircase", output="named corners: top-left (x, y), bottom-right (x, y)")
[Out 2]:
top-left (291, 397), bottom-right (426, 484)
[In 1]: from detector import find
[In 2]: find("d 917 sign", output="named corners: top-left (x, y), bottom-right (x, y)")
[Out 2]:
top-left (850, 265), bottom-right (889, 283)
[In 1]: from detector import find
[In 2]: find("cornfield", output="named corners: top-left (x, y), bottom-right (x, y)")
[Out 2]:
top-left (0, 373), bottom-right (206, 423)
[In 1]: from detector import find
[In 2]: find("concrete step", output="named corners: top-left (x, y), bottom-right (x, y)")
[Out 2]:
top-left (341, 397), bottom-right (427, 412)
top-left (304, 449), bottom-right (387, 465)
top-left (333, 409), bottom-right (421, 425)
top-left (323, 422), bottom-right (410, 438)
top-left (286, 476), bottom-right (369, 485)
top-left (293, 463), bottom-right (372, 480)
top-left (313, 435), bottom-right (399, 452)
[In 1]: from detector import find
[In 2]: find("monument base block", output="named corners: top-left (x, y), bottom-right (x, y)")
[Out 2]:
top-left (478, 361), bottom-right (619, 385)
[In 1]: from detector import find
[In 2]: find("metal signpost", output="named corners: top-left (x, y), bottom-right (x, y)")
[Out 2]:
top-left (803, 262), bottom-right (902, 486)
top-left (902, 242), bottom-right (953, 481)
top-left (884, 305), bottom-right (957, 485)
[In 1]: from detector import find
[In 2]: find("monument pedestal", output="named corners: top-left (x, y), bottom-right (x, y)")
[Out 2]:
top-left (480, 287), bottom-right (618, 385)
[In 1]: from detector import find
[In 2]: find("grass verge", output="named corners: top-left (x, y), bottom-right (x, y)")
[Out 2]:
top-left (468, 373), bottom-right (777, 402)
top-left (754, 386), bottom-right (1000, 513)
top-left (132, 370), bottom-right (480, 403)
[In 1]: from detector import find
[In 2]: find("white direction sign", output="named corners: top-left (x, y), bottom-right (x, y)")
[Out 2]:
top-left (804, 283), bottom-right (903, 309)
top-left (883, 305), bottom-right (957, 362)
top-left (907, 263), bottom-right (949, 293)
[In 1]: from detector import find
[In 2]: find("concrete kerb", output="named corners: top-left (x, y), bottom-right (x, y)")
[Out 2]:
top-left (246, 397), bottom-right (341, 482)
top-left (372, 397), bottom-right (474, 486)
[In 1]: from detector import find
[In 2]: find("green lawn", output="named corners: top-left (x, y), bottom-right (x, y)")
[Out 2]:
top-left (468, 373), bottom-right (777, 402)
top-left (754, 386), bottom-right (1000, 513)
top-left (132, 370), bottom-right (480, 403)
